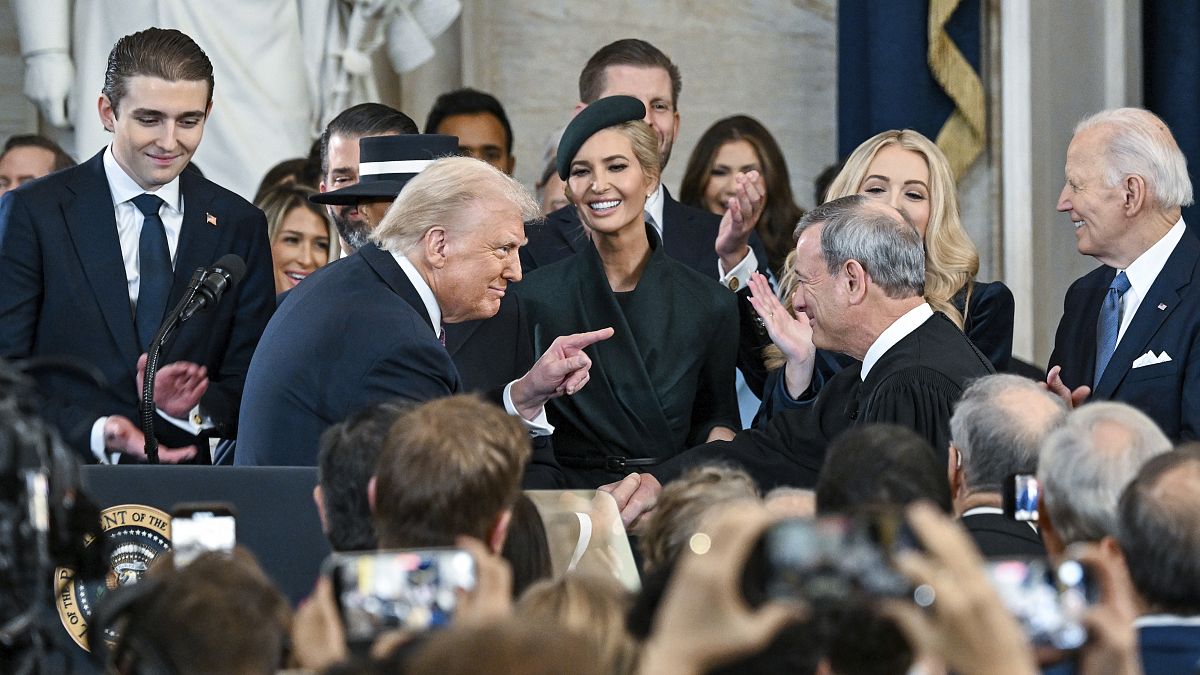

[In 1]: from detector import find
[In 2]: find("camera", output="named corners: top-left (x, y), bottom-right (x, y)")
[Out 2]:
top-left (985, 557), bottom-right (1096, 650)
top-left (325, 548), bottom-right (477, 646)
top-left (758, 513), bottom-right (916, 605)
top-left (171, 502), bottom-right (237, 567)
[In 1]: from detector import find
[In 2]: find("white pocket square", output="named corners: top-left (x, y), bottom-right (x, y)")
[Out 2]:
top-left (1132, 350), bottom-right (1173, 368)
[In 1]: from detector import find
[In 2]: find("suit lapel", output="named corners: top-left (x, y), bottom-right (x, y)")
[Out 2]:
top-left (169, 171), bottom-right (223, 309)
top-left (552, 205), bottom-right (585, 254)
top-left (360, 244), bottom-right (435, 332)
top-left (575, 239), bottom-right (677, 453)
top-left (65, 152), bottom-right (141, 370)
top-left (1094, 235), bottom-right (1198, 397)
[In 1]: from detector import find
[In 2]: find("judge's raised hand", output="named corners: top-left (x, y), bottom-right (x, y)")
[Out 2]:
top-left (510, 327), bottom-right (615, 420)
top-left (136, 353), bottom-right (209, 419)
top-left (1043, 365), bottom-right (1090, 410)
top-left (747, 272), bottom-right (816, 397)
top-left (714, 170), bottom-right (766, 272)
top-left (598, 472), bottom-right (661, 530)
top-left (103, 415), bottom-right (197, 463)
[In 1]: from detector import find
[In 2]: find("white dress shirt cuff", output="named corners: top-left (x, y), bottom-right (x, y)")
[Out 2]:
top-left (503, 381), bottom-right (555, 436)
top-left (159, 404), bottom-right (207, 435)
top-left (718, 248), bottom-right (758, 291)
top-left (90, 417), bottom-right (121, 464)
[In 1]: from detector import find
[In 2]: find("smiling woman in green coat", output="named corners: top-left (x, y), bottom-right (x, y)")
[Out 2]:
top-left (518, 96), bottom-right (740, 489)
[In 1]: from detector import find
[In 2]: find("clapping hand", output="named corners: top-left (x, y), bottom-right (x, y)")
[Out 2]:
top-left (714, 170), bottom-right (766, 272)
top-left (137, 353), bottom-right (209, 419)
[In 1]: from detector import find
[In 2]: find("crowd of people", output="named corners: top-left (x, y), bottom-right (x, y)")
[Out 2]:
top-left (0, 23), bottom-right (1198, 675)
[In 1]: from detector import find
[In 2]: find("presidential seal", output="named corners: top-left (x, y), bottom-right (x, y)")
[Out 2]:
top-left (55, 504), bottom-right (172, 651)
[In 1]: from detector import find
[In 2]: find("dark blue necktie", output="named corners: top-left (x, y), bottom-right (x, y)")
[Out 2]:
top-left (1094, 271), bottom-right (1132, 386)
top-left (132, 193), bottom-right (171, 350)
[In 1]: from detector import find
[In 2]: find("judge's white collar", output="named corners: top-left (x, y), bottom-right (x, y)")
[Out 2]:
top-left (861, 303), bottom-right (934, 380)
top-left (391, 250), bottom-right (442, 337)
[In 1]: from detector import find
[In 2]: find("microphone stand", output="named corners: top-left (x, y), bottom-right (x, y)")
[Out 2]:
top-left (139, 269), bottom-right (205, 464)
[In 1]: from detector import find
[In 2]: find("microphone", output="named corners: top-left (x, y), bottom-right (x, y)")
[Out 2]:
top-left (180, 254), bottom-right (246, 322)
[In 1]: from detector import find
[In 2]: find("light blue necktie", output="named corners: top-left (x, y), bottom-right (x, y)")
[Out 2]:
top-left (1094, 271), bottom-right (1131, 386)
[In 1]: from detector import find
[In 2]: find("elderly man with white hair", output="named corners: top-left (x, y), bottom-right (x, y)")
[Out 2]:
top-left (1047, 107), bottom-right (1200, 441)
top-left (236, 157), bottom-right (612, 469)
top-left (1037, 401), bottom-right (1171, 559)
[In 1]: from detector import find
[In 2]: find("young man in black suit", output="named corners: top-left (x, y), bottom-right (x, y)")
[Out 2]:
top-left (947, 374), bottom-right (1065, 557)
top-left (0, 27), bottom-right (274, 463)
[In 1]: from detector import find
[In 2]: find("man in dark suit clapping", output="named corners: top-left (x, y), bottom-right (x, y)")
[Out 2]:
top-left (0, 27), bottom-right (275, 464)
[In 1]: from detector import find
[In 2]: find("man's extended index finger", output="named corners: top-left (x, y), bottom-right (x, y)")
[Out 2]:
top-left (561, 326), bottom-right (615, 350)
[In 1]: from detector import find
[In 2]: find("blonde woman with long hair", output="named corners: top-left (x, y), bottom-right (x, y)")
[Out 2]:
top-left (752, 129), bottom-right (1012, 426)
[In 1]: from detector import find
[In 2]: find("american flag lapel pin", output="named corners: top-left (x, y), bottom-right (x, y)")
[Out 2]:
top-left (206, 212), bottom-right (218, 226)
top-left (1158, 303), bottom-right (1167, 310)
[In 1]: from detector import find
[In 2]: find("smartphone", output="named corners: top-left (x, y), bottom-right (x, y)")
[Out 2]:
top-left (985, 558), bottom-right (1096, 650)
top-left (171, 502), bottom-right (236, 567)
top-left (1004, 474), bottom-right (1041, 522)
top-left (759, 513), bottom-right (916, 604)
top-left (326, 548), bottom-right (477, 645)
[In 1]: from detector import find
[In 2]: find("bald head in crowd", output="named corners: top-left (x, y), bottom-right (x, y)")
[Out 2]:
top-left (1037, 401), bottom-right (1172, 556)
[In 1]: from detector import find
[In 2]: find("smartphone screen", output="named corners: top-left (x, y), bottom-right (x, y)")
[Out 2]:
top-left (327, 549), bottom-right (477, 645)
top-left (1004, 474), bottom-right (1041, 522)
top-left (171, 503), bottom-right (236, 567)
top-left (985, 558), bottom-right (1095, 650)
top-left (761, 513), bottom-right (915, 604)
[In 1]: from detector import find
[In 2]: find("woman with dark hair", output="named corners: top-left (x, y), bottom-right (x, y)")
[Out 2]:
top-left (679, 115), bottom-right (804, 276)
top-left (519, 96), bottom-right (739, 489)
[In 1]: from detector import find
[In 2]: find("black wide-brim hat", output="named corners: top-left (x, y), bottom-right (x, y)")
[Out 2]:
top-left (310, 134), bottom-right (459, 205)
top-left (556, 95), bottom-right (647, 181)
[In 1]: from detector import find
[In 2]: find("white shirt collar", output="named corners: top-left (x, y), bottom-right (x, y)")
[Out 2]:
top-left (389, 250), bottom-right (442, 337)
top-left (1120, 218), bottom-right (1186, 299)
top-left (861, 303), bottom-right (934, 380)
top-left (1135, 614), bottom-right (1200, 628)
top-left (644, 182), bottom-right (665, 237)
top-left (961, 506), bottom-right (1004, 517)
top-left (103, 144), bottom-right (182, 214)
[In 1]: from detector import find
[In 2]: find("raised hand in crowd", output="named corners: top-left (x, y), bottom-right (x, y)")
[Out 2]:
top-left (509, 327), bottom-right (615, 420)
top-left (886, 502), bottom-right (1039, 675)
top-left (1074, 543), bottom-right (1143, 675)
top-left (637, 501), bottom-right (803, 675)
top-left (136, 353), bottom-right (209, 419)
top-left (599, 471), bottom-right (662, 530)
top-left (714, 169), bottom-right (766, 272)
top-left (747, 271), bottom-right (817, 397)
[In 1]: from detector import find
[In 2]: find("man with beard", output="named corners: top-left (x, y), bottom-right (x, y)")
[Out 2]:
top-left (317, 103), bottom-right (418, 253)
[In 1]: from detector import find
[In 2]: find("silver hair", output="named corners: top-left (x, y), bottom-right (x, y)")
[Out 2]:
top-left (371, 157), bottom-right (540, 255)
top-left (794, 194), bottom-right (925, 298)
top-left (1074, 107), bottom-right (1194, 209)
top-left (949, 374), bottom-right (1066, 494)
top-left (1037, 401), bottom-right (1172, 546)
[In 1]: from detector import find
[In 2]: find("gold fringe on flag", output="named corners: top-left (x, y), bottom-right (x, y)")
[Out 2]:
top-left (928, 0), bottom-right (986, 179)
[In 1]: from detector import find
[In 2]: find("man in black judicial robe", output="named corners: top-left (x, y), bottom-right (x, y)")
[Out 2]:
top-left (632, 196), bottom-right (995, 496)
